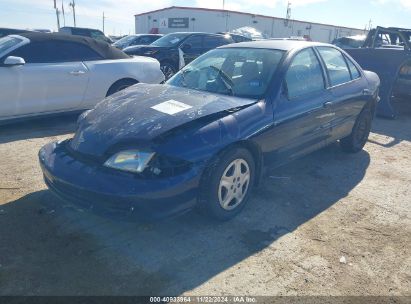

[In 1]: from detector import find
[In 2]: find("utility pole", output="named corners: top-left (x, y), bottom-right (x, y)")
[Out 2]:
top-left (61, 0), bottom-right (66, 26)
top-left (69, 0), bottom-right (76, 27)
top-left (53, 0), bottom-right (61, 30)
top-left (222, 0), bottom-right (225, 10)
top-left (285, 1), bottom-right (292, 27)
top-left (102, 12), bottom-right (107, 33)
top-left (368, 19), bottom-right (372, 30)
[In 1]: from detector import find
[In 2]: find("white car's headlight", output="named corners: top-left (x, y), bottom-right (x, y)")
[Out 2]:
top-left (104, 150), bottom-right (155, 173)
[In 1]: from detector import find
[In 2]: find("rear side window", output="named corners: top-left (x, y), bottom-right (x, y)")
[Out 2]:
top-left (285, 48), bottom-right (325, 99)
top-left (0, 36), bottom-right (23, 55)
top-left (9, 41), bottom-right (102, 63)
top-left (345, 56), bottom-right (361, 80)
top-left (139, 36), bottom-right (153, 44)
top-left (183, 35), bottom-right (203, 49)
top-left (140, 36), bottom-right (159, 44)
top-left (317, 47), bottom-right (352, 86)
top-left (204, 36), bottom-right (230, 48)
top-left (72, 28), bottom-right (91, 37)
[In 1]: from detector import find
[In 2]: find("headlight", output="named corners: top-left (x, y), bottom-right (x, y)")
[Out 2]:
top-left (144, 50), bottom-right (158, 55)
top-left (400, 65), bottom-right (411, 76)
top-left (104, 150), bottom-right (155, 173)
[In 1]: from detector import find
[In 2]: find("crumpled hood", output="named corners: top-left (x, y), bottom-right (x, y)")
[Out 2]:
top-left (70, 83), bottom-right (257, 157)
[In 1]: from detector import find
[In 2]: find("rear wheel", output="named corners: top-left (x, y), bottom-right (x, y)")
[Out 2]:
top-left (106, 79), bottom-right (138, 97)
top-left (198, 148), bottom-right (255, 221)
top-left (340, 107), bottom-right (373, 153)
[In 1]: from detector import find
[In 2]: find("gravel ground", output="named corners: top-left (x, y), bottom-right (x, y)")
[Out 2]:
top-left (0, 101), bottom-right (410, 297)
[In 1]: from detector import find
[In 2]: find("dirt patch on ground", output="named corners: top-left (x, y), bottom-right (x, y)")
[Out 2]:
top-left (0, 104), bottom-right (410, 296)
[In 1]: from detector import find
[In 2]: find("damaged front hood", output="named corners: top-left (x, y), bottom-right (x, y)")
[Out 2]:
top-left (70, 83), bottom-right (257, 157)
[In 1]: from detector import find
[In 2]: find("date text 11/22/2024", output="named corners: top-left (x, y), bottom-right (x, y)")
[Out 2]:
top-left (149, 296), bottom-right (257, 303)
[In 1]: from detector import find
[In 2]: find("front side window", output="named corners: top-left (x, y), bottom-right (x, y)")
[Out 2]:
top-left (285, 48), bottom-right (325, 99)
top-left (317, 47), bottom-right (351, 86)
top-left (168, 48), bottom-right (284, 99)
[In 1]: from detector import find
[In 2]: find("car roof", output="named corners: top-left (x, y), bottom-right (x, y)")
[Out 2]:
top-left (164, 32), bottom-right (228, 37)
top-left (135, 34), bottom-right (163, 36)
top-left (60, 26), bottom-right (102, 31)
top-left (14, 32), bottom-right (129, 60)
top-left (222, 40), bottom-right (331, 51)
top-left (0, 28), bottom-right (31, 33)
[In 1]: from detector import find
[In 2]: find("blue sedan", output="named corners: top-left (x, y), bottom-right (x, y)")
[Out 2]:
top-left (39, 41), bottom-right (380, 221)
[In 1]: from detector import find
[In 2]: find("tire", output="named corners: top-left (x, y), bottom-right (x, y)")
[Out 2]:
top-left (340, 107), bottom-right (373, 153)
top-left (160, 62), bottom-right (176, 80)
top-left (198, 147), bottom-right (256, 221)
top-left (106, 79), bottom-right (138, 97)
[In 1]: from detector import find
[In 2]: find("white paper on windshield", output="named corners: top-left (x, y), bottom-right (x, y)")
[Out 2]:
top-left (170, 38), bottom-right (180, 44)
top-left (151, 100), bottom-right (192, 115)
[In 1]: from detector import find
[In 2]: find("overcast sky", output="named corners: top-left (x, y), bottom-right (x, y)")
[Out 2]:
top-left (0, 0), bottom-right (410, 35)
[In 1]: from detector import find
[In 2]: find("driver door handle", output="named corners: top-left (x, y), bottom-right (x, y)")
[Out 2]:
top-left (323, 101), bottom-right (333, 108)
top-left (70, 70), bottom-right (86, 76)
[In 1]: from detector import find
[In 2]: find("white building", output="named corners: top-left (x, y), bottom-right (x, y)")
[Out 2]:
top-left (134, 6), bottom-right (366, 43)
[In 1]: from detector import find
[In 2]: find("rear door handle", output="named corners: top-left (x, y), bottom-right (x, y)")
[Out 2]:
top-left (323, 101), bottom-right (333, 108)
top-left (70, 70), bottom-right (86, 76)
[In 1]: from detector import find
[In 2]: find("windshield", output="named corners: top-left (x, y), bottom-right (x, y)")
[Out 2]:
top-left (167, 48), bottom-right (285, 99)
top-left (151, 33), bottom-right (188, 47)
top-left (0, 36), bottom-right (23, 55)
top-left (114, 35), bottom-right (137, 47)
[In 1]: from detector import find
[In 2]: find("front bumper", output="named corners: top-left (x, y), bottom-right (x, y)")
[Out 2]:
top-left (39, 141), bottom-right (202, 220)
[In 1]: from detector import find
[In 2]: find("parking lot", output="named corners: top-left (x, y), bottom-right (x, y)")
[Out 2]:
top-left (0, 100), bottom-right (410, 296)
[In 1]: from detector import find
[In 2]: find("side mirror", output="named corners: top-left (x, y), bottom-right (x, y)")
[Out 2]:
top-left (4, 56), bottom-right (25, 66)
top-left (181, 43), bottom-right (192, 51)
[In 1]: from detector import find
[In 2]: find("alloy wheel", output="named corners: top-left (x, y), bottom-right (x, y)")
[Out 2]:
top-left (218, 158), bottom-right (251, 211)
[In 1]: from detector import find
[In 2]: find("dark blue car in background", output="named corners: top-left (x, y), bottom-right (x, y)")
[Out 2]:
top-left (123, 32), bottom-right (234, 79)
top-left (39, 41), bottom-right (380, 221)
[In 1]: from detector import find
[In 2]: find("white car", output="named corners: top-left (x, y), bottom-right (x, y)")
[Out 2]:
top-left (0, 32), bottom-right (165, 123)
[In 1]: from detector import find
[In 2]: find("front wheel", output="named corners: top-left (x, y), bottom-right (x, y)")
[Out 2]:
top-left (340, 107), bottom-right (373, 153)
top-left (106, 79), bottom-right (138, 97)
top-left (198, 148), bottom-right (255, 221)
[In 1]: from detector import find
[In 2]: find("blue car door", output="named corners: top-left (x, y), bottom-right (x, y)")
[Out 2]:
top-left (265, 47), bottom-right (334, 165)
top-left (316, 47), bottom-right (369, 141)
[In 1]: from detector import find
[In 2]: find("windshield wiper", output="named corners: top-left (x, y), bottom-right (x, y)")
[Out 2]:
top-left (209, 66), bottom-right (234, 96)
top-left (179, 69), bottom-right (192, 87)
